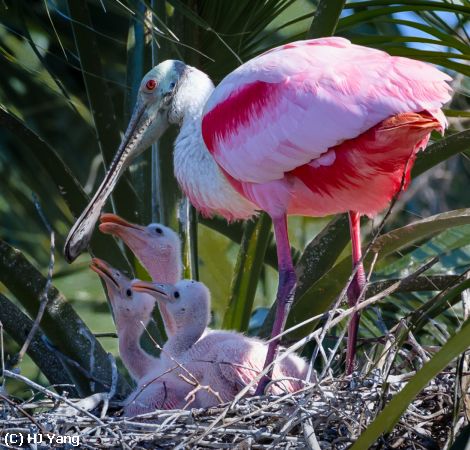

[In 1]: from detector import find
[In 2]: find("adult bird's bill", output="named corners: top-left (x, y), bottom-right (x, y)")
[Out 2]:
top-left (64, 62), bottom-right (186, 262)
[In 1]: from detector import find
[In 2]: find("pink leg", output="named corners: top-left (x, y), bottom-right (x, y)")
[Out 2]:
top-left (346, 211), bottom-right (366, 375)
top-left (255, 215), bottom-right (296, 395)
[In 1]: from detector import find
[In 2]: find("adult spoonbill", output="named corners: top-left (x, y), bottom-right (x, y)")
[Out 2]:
top-left (65, 37), bottom-right (451, 384)
top-left (132, 279), bottom-right (309, 409)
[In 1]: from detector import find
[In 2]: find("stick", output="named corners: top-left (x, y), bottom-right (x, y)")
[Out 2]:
top-left (16, 194), bottom-right (55, 363)
top-left (3, 369), bottom-right (108, 428)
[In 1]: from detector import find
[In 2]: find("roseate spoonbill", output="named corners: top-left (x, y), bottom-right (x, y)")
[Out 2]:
top-left (132, 279), bottom-right (310, 408)
top-left (65, 37), bottom-right (452, 384)
top-left (99, 214), bottom-right (182, 284)
top-left (90, 259), bottom-right (192, 414)
top-left (99, 214), bottom-right (182, 338)
top-left (90, 258), bottom-right (159, 380)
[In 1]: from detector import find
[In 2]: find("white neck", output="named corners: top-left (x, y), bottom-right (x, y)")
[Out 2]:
top-left (163, 322), bottom-right (205, 357)
top-left (116, 317), bottom-right (156, 381)
top-left (170, 66), bottom-right (214, 126)
top-left (171, 67), bottom-right (257, 220)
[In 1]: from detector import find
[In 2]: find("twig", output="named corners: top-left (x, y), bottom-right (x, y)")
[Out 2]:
top-left (303, 417), bottom-right (321, 450)
top-left (100, 353), bottom-right (118, 418)
top-left (3, 369), bottom-right (109, 428)
top-left (16, 194), bottom-right (55, 364)
top-left (1, 372), bottom-right (452, 448)
top-left (0, 319), bottom-right (4, 389)
top-left (250, 258), bottom-right (437, 405)
top-left (0, 392), bottom-right (49, 434)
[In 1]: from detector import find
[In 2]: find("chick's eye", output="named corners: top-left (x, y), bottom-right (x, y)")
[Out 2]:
top-left (155, 227), bottom-right (163, 234)
top-left (169, 82), bottom-right (175, 89)
top-left (126, 289), bottom-right (132, 297)
top-left (146, 79), bottom-right (157, 90)
top-left (174, 291), bottom-right (180, 299)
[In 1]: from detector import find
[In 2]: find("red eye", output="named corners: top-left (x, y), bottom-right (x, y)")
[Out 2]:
top-left (146, 79), bottom-right (157, 90)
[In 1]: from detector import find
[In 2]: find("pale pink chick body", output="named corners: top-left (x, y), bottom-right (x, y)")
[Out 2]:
top-left (90, 258), bottom-right (191, 415)
top-left (130, 279), bottom-right (309, 413)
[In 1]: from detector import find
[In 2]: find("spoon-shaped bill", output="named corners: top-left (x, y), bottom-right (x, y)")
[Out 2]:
top-left (64, 98), bottom-right (165, 263)
top-left (64, 61), bottom-right (185, 263)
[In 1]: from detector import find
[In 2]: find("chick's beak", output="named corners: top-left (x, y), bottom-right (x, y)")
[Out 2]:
top-left (131, 280), bottom-right (170, 299)
top-left (99, 213), bottom-right (145, 236)
top-left (89, 258), bottom-right (119, 289)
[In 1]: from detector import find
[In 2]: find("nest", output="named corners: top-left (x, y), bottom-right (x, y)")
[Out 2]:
top-left (0, 371), bottom-right (457, 449)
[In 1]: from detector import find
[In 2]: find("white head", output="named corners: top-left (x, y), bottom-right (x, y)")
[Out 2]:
top-left (99, 214), bottom-right (182, 283)
top-left (65, 60), bottom-right (214, 263)
top-left (132, 279), bottom-right (211, 347)
top-left (90, 258), bottom-right (156, 327)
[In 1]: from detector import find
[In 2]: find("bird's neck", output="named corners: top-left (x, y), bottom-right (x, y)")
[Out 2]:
top-left (164, 323), bottom-right (205, 357)
top-left (117, 318), bottom-right (156, 381)
top-left (170, 66), bottom-right (214, 126)
top-left (156, 301), bottom-right (177, 337)
top-left (171, 66), bottom-right (215, 172)
top-left (173, 69), bottom-right (212, 158)
top-left (140, 254), bottom-right (182, 288)
top-left (171, 68), bottom-right (257, 220)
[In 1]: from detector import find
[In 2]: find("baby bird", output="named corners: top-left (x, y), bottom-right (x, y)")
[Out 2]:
top-left (90, 258), bottom-right (157, 381)
top-left (99, 214), bottom-right (181, 338)
top-left (132, 279), bottom-right (310, 409)
top-left (90, 258), bottom-right (190, 414)
top-left (99, 214), bottom-right (182, 282)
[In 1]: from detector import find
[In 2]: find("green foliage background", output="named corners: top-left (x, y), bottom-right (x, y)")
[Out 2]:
top-left (1, 0), bottom-right (470, 443)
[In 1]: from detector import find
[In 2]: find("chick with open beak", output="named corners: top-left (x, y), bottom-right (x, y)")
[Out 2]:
top-left (90, 258), bottom-right (162, 381)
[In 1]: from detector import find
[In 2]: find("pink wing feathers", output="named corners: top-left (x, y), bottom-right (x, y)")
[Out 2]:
top-left (201, 37), bottom-right (452, 185)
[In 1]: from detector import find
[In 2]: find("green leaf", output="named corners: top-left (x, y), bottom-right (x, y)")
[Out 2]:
top-left (0, 239), bottom-right (130, 397)
top-left (66, 0), bottom-right (141, 223)
top-left (351, 316), bottom-right (470, 449)
top-left (449, 424), bottom-right (470, 450)
top-left (0, 106), bottom-right (87, 218)
top-left (366, 275), bottom-right (460, 297)
top-left (307, 0), bottom-right (346, 39)
top-left (0, 292), bottom-right (77, 395)
top-left (412, 130), bottom-right (470, 178)
top-left (200, 216), bottom-right (301, 271)
top-left (0, 106), bottom-right (131, 270)
top-left (288, 209), bottom-right (470, 338)
top-left (408, 276), bottom-right (470, 334)
top-left (295, 214), bottom-right (350, 300)
top-left (223, 213), bottom-right (272, 331)
top-left (340, 3), bottom-right (469, 30)
top-left (354, 18), bottom-right (469, 54)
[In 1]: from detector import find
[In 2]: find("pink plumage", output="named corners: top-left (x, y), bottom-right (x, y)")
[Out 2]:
top-left (202, 37), bottom-right (451, 217)
top-left (127, 280), bottom-right (310, 414)
top-left (199, 37), bottom-right (451, 379)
